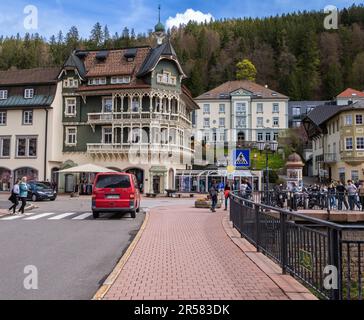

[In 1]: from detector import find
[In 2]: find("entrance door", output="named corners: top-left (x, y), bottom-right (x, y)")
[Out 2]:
top-left (65, 174), bottom-right (74, 193)
top-left (153, 176), bottom-right (161, 194)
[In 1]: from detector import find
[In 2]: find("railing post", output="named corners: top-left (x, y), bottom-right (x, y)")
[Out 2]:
top-left (329, 228), bottom-right (342, 300)
top-left (280, 212), bottom-right (288, 274)
top-left (255, 204), bottom-right (260, 252)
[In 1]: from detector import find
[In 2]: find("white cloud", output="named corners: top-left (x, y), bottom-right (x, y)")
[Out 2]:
top-left (166, 9), bottom-right (214, 29)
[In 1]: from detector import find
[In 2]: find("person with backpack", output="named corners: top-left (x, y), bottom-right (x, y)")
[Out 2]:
top-left (8, 179), bottom-right (20, 214)
top-left (18, 177), bottom-right (29, 215)
top-left (209, 180), bottom-right (218, 213)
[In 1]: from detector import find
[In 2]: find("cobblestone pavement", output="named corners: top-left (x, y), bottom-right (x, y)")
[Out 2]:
top-left (104, 205), bottom-right (291, 300)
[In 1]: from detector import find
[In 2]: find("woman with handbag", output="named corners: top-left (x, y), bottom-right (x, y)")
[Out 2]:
top-left (8, 179), bottom-right (20, 214)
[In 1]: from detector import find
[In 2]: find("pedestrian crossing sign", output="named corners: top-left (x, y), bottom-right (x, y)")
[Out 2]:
top-left (233, 149), bottom-right (251, 168)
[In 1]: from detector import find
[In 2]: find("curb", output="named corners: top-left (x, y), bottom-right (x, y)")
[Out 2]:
top-left (221, 214), bottom-right (318, 301)
top-left (92, 210), bottom-right (150, 300)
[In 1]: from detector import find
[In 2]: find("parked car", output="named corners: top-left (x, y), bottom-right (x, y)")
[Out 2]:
top-left (92, 172), bottom-right (141, 219)
top-left (27, 182), bottom-right (57, 202)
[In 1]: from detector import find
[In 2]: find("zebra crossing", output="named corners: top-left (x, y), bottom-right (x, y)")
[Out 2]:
top-left (0, 211), bottom-right (95, 221)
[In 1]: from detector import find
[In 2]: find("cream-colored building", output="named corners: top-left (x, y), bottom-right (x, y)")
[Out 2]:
top-left (304, 100), bottom-right (364, 182)
top-left (193, 81), bottom-right (289, 147)
top-left (0, 68), bottom-right (63, 191)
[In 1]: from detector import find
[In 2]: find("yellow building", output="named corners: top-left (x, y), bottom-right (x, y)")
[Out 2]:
top-left (303, 100), bottom-right (364, 182)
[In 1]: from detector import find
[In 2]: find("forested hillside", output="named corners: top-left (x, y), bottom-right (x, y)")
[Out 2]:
top-left (1, 4), bottom-right (364, 100)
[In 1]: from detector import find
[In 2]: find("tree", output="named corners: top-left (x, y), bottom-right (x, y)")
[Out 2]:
top-left (236, 59), bottom-right (257, 81)
top-left (66, 26), bottom-right (80, 50)
top-left (90, 22), bottom-right (104, 48)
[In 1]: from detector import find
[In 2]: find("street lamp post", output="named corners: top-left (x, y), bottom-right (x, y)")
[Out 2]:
top-left (257, 141), bottom-right (279, 200)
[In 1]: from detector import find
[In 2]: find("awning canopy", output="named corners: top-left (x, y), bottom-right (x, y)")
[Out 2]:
top-left (176, 169), bottom-right (257, 178)
top-left (57, 164), bottom-right (118, 174)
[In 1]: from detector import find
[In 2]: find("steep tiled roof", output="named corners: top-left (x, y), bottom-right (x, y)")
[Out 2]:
top-left (305, 104), bottom-right (342, 127)
top-left (83, 47), bottom-right (151, 81)
top-left (337, 88), bottom-right (364, 98)
top-left (0, 67), bottom-right (59, 85)
top-left (137, 39), bottom-right (184, 78)
top-left (195, 80), bottom-right (288, 100)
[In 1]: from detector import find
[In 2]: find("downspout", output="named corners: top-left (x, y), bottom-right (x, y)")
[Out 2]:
top-left (44, 108), bottom-right (49, 181)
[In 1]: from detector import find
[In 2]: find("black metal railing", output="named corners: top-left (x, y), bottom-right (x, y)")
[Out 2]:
top-left (245, 190), bottom-right (364, 213)
top-left (230, 192), bottom-right (364, 300)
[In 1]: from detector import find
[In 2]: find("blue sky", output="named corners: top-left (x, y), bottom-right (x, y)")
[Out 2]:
top-left (0, 0), bottom-right (361, 39)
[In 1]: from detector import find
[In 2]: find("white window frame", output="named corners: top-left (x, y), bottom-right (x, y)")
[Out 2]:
top-left (273, 103), bottom-right (280, 113)
top-left (88, 78), bottom-right (107, 86)
top-left (236, 117), bottom-right (246, 128)
top-left (273, 117), bottom-right (279, 127)
top-left (257, 132), bottom-right (264, 141)
top-left (65, 98), bottom-right (77, 116)
top-left (102, 97), bottom-right (113, 113)
top-left (219, 104), bottom-right (225, 114)
top-left (156, 71), bottom-right (177, 86)
top-left (24, 89), bottom-right (34, 99)
top-left (22, 110), bottom-right (33, 125)
top-left (65, 127), bottom-right (77, 146)
top-left (0, 90), bottom-right (8, 100)
top-left (345, 137), bottom-right (353, 150)
top-left (111, 76), bottom-right (131, 84)
top-left (345, 115), bottom-right (353, 126)
top-left (257, 117), bottom-right (264, 128)
top-left (203, 118), bottom-right (210, 128)
top-left (0, 136), bottom-right (10, 158)
top-left (236, 103), bottom-right (246, 115)
top-left (63, 78), bottom-right (79, 88)
top-left (292, 107), bottom-right (301, 116)
top-left (16, 136), bottom-right (37, 158)
top-left (266, 132), bottom-right (272, 141)
top-left (257, 103), bottom-right (263, 113)
top-left (0, 111), bottom-right (6, 125)
top-left (219, 118), bottom-right (225, 128)
top-left (203, 104), bottom-right (210, 115)
top-left (357, 137), bottom-right (364, 150)
top-left (102, 127), bottom-right (113, 144)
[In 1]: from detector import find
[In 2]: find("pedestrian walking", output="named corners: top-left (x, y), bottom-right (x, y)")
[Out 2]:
top-left (347, 180), bottom-right (361, 211)
top-left (359, 181), bottom-right (364, 212)
top-left (336, 182), bottom-right (349, 211)
top-left (8, 179), bottom-right (20, 214)
top-left (209, 180), bottom-right (218, 213)
top-left (328, 183), bottom-right (337, 209)
top-left (18, 177), bottom-right (29, 215)
top-left (224, 182), bottom-right (231, 211)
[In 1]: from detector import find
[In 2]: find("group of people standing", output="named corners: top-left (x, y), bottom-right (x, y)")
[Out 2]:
top-left (8, 177), bottom-right (29, 215)
top-left (208, 179), bottom-right (252, 213)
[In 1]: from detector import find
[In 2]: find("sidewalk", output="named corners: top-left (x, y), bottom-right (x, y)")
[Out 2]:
top-left (101, 205), bottom-right (316, 300)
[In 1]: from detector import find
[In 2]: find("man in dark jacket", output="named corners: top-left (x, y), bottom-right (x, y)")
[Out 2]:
top-left (336, 182), bottom-right (349, 210)
top-left (209, 180), bottom-right (218, 213)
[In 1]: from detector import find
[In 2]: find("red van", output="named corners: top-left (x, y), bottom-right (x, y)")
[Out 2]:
top-left (92, 172), bottom-right (141, 219)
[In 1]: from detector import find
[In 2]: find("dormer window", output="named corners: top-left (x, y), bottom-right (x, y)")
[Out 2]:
top-left (24, 89), bottom-right (34, 99)
top-left (111, 76), bottom-right (131, 84)
top-left (63, 78), bottom-right (79, 88)
top-left (0, 90), bottom-right (8, 100)
top-left (88, 78), bottom-right (107, 86)
top-left (156, 71), bottom-right (176, 86)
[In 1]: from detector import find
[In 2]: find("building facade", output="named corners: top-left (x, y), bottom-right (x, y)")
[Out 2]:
top-left (57, 39), bottom-right (198, 194)
top-left (288, 101), bottom-right (329, 128)
top-left (0, 68), bottom-right (63, 191)
top-left (193, 81), bottom-right (289, 147)
top-left (304, 101), bottom-right (364, 183)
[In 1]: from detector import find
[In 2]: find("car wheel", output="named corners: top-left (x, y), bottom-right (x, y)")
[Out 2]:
top-left (131, 210), bottom-right (136, 219)
top-left (50, 198), bottom-right (56, 201)
top-left (93, 211), bottom-right (100, 219)
top-left (32, 194), bottom-right (37, 202)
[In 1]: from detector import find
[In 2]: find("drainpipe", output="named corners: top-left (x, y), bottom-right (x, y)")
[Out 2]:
top-left (44, 108), bottom-right (49, 181)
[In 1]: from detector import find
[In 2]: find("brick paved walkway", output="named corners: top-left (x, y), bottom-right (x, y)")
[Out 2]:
top-left (104, 206), bottom-right (300, 300)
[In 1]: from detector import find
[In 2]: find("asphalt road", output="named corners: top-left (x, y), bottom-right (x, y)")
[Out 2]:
top-left (0, 195), bottom-right (195, 300)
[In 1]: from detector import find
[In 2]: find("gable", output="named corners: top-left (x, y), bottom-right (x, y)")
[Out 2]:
top-left (230, 88), bottom-right (253, 96)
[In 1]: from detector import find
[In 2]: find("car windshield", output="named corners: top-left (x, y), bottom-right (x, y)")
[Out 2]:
top-left (96, 175), bottom-right (131, 189)
top-left (34, 183), bottom-right (50, 190)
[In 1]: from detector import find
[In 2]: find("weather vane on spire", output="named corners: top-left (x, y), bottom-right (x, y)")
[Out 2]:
top-left (154, 4), bottom-right (166, 45)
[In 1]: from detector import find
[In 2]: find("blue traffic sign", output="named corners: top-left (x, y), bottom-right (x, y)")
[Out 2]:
top-left (233, 149), bottom-right (251, 168)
